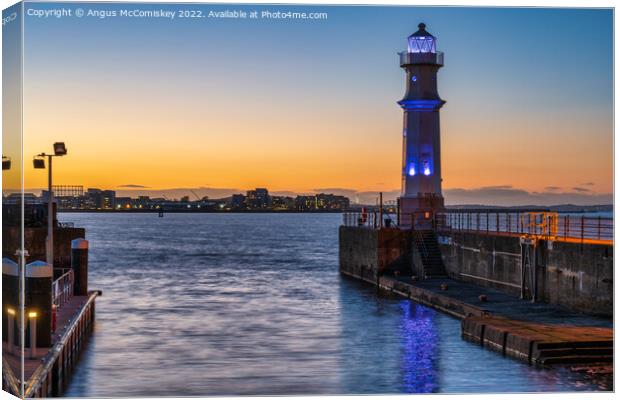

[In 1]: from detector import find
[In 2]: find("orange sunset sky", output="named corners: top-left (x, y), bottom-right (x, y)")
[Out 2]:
top-left (3, 6), bottom-right (613, 205)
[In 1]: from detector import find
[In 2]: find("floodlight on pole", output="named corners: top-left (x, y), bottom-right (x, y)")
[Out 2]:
top-left (2, 156), bottom-right (11, 170)
top-left (53, 142), bottom-right (67, 156)
top-left (34, 143), bottom-right (68, 267)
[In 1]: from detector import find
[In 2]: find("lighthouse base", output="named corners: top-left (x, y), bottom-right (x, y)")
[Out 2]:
top-left (398, 195), bottom-right (445, 228)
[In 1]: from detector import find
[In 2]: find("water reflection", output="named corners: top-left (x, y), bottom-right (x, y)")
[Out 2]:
top-left (399, 301), bottom-right (438, 393)
top-left (61, 213), bottom-right (610, 397)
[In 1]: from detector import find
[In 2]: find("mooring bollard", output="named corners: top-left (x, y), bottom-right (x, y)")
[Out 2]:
top-left (71, 238), bottom-right (89, 296)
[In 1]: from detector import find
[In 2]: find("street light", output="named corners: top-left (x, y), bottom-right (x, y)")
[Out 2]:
top-left (2, 156), bottom-right (11, 170)
top-left (33, 142), bottom-right (68, 267)
top-left (53, 142), bottom-right (67, 156)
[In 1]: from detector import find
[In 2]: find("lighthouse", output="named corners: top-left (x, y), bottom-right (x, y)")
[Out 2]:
top-left (398, 23), bottom-right (445, 225)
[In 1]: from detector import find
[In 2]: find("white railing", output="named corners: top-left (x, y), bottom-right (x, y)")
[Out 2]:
top-left (53, 269), bottom-right (74, 308)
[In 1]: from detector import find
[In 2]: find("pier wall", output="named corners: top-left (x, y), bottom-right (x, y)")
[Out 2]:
top-left (437, 233), bottom-right (522, 296)
top-left (437, 231), bottom-right (613, 317)
top-left (2, 227), bottom-right (85, 268)
top-left (339, 226), bottom-right (613, 317)
top-left (339, 226), bottom-right (412, 283)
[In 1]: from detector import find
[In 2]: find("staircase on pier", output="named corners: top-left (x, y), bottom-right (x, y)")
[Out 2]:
top-left (413, 230), bottom-right (447, 278)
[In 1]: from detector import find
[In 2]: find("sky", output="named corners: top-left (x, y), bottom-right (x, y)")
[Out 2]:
top-left (5, 2), bottom-right (614, 205)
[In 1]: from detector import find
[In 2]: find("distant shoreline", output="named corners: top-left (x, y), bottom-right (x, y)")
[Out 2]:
top-left (58, 209), bottom-right (347, 214)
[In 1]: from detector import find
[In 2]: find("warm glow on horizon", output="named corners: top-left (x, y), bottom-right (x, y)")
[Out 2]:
top-left (11, 5), bottom-right (612, 203)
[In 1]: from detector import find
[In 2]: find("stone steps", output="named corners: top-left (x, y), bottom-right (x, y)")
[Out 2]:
top-left (414, 230), bottom-right (447, 277)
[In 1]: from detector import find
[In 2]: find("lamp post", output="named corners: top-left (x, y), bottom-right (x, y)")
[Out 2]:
top-left (2, 155), bottom-right (11, 170)
top-left (34, 142), bottom-right (67, 267)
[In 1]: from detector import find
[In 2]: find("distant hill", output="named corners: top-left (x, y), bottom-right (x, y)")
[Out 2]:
top-left (446, 204), bottom-right (613, 213)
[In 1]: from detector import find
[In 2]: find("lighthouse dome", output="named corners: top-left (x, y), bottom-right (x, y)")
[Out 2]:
top-left (408, 23), bottom-right (436, 54)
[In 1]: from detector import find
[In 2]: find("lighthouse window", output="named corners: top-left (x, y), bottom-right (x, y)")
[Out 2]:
top-left (408, 36), bottom-right (436, 54)
top-left (423, 160), bottom-right (431, 176)
top-left (408, 163), bottom-right (416, 176)
top-left (411, 75), bottom-right (417, 82)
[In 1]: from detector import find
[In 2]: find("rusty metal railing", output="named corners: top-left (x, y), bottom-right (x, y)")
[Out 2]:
top-left (435, 211), bottom-right (613, 245)
top-left (342, 211), bottom-right (397, 229)
top-left (342, 210), bottom-right (613, 245)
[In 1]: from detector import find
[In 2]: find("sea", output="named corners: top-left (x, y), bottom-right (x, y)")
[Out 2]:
top-left (61, 213), bottom-right (611, 396)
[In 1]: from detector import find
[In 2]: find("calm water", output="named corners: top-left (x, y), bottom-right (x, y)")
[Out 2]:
top-left (61, 213), bottom-right (610, 396)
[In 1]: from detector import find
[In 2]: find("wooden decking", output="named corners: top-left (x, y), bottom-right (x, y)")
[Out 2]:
top-left (2, 293), bottom-right (98, 397)
top-left (3, 296), bottom-right (88, 382)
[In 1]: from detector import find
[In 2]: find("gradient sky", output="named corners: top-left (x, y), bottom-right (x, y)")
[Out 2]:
top-left (10, 3), bottom-right (614, 204)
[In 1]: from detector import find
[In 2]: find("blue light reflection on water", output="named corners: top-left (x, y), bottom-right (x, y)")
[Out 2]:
top-left (59, 213), bottom-right (610, 396)
top-left (399, 302), bottom-right (439, 393)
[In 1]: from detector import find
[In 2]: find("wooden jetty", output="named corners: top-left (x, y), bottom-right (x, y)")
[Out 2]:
top-left (2, 290), bottom-right (99, 398)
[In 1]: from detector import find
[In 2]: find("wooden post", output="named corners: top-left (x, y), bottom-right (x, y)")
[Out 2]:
top-left (71, 239), bottom-right (89, 296)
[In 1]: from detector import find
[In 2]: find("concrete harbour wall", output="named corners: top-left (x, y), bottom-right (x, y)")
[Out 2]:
top-left (438, 232), bottom-right (613, 316)
top-left (339, 226), bottom-right (412, 283)
top-left (339, 226), bottom-right (613, 317)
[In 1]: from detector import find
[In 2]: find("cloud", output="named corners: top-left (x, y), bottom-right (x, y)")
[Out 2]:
top-left (117, 184), bottom-right (149, 188)
top-left (444, 186), bottom-right (611, 206)
top-left (313, 188), bottom-right (359, 198)
top-left (572, 187), bottom-right (590, 192)
top-left (544, 186), bottom-right (561, 191)
top-left (114, 187), bottom-right (242, 200)
top-left (579, 182), bottom-right (595, 186)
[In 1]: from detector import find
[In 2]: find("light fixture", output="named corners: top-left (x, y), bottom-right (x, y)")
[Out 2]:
top-left (33, 157), bottom-right (45, 169)
top-left (423, 160), bottom-right (431, 176)
top-left (408, 164), bottom-right (416, 176)
top-left (7, 308), bottom-right (15, 316)
top-left (53, 142), bottom-right (67, 156)
top-left (28, 311), bottom-right (37, 318)
top-left (2, 156), bottom-right (10, 170)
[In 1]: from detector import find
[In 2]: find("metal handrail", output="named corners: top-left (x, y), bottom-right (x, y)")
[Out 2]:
top-left (52, 270), bottom-right (74, 308)
top-left (1, 356), bottom-right (21, 396)
top-left (342, 210), bottom-right (612, 244)
top-left (342, 212), bottom-right (396, 229)
top-left (436, 211), bottom-right (613, 244)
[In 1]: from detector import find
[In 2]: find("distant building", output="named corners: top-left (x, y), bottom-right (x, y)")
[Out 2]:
top-left (115, 197), bottom-right (132, 209)
top-left (271, 196), bottom-right (295, 210)
top-left (231, 194), bottom-right (246, 209)
top-left (245, 188), bottom-right (270, 209)
top-left (136, 196), bottom-right (151, 209)
top-left (84, 188), bottom-right (116, 209)
top-left (295, 194), bottom-right (349, 211)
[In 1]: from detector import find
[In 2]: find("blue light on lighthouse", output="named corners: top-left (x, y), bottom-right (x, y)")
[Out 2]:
top-left (408, 163), bottom-right (416, 176)
top-left (423, 160), bottom-right (431, 176)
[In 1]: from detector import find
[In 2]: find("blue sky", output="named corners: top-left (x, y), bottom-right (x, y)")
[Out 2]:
top-left (8, 2), bottom-right (614, 205)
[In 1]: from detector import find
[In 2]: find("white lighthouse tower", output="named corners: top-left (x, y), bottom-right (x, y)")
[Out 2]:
top-left (398, 23), bottom-right (445, 225)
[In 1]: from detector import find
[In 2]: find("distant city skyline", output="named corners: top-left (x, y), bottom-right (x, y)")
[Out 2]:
top-left (7, 3), bottom-right (613, 206)
top-left (19, 183), bottom-right (613, 206)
